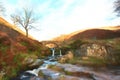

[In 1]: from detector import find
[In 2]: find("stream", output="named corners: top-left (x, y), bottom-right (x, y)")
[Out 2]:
top-left (12, 57), bottom-right (120, 80)
top-left (11, 49), bottom-right (120, 80)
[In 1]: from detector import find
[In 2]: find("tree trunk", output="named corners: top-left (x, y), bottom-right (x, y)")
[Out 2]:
top-left (25, 28), bottom-right (28, 37)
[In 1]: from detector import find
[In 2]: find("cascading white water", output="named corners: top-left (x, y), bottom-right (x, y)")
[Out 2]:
top-left (20, 56), bottom-right (58, 80)
top-left (51, 48), bottom-right (55, 57)
top-left (59, 49), bottom-right (62, 56)
top-left (25, 69), bottom-right (39, 76)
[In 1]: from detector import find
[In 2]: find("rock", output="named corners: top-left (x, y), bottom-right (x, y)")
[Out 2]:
top-left (75, 43), bottom-right (113, 59)
top-left (65, 51), bottom-right (74, 59)
top-left (23, 57), bottom-right (34, 65)
top-left (58, 51), bottom-right (74, 63)
top-left (22, 55), bottom-right (38, 65)
top-left (54, 63), bottom-right (94, 80)
top-left (28, 59), bottom-right (44, 69)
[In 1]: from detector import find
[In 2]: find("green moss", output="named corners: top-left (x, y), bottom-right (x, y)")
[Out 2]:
top-left (0, 44), bottom-right (9, 53)
top-left (11, 68), bottom-right (18, 77)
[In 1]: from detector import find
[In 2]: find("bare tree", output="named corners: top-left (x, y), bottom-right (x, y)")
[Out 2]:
top-left (11, 8), bottom-right (37, 37)
top-left (114, 0), bottom-right (120, 16)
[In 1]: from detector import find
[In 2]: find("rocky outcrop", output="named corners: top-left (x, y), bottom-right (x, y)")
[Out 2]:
top-left (75, 43), bottom-right (113, 59)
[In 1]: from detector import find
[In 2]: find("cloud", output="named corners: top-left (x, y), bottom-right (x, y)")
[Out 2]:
top-left (40, 0), bottom-right (116, 31)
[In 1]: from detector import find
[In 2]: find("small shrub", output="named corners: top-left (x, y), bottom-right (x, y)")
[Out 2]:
top-left (1, 62), bottom-right (7, 66)
top-left (69, 39), bottom-right (87, 49)
top-left (4, 66), bottom-right (19, 79)
top-left (1, 76), bottom-right (9, 80)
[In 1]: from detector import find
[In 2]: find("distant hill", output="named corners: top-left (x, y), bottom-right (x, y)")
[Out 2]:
top-left (52, 27), bottom-right (120, 41)
top-left (69, 29), bottom-right (120, 40)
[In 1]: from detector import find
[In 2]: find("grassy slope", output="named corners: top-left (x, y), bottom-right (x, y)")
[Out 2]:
top-left (0, 17), bottom-right (25, 35)
top-left (0, 17), bottom-right (50, 79)
top-left (59, 38), bottom-right (120, 67)
top-left (0, 17), bottom-right (34, 39)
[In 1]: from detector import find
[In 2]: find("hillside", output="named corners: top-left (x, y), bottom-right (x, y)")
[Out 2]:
top-left (0, 17), bottom-right (50, 79)
top-left (0, 17), bottom-right (34, 39)
top-left (0, 17), bottom-right (25, 35)
top-left (69, 29), bottom-right (120, 40)
top-left (53, 27), bottom-right (120, 41)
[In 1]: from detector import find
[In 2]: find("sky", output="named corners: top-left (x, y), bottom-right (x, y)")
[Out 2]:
top-left (1, 0), bottom-right (120, 41)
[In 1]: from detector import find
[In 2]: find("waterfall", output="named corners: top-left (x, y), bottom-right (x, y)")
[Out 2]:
top-left (51, 48), bottom-right (55, 57)
top-left (59, 50), bottom-right (62, 56)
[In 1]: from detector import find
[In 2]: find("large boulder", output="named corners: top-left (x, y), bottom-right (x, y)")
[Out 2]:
top-left (22, 55), bottom-right (37, 65)
top-left (22, 55), bottom-right (44, 69)
top-left (58, 51), bottom-right (74, 63)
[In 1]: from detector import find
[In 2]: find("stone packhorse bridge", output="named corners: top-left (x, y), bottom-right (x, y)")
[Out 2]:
top-left (42, 41), bottom-right (60, 48)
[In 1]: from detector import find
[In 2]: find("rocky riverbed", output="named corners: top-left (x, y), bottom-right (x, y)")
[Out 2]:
top-left (10, 55), bottom-right (120, 80)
